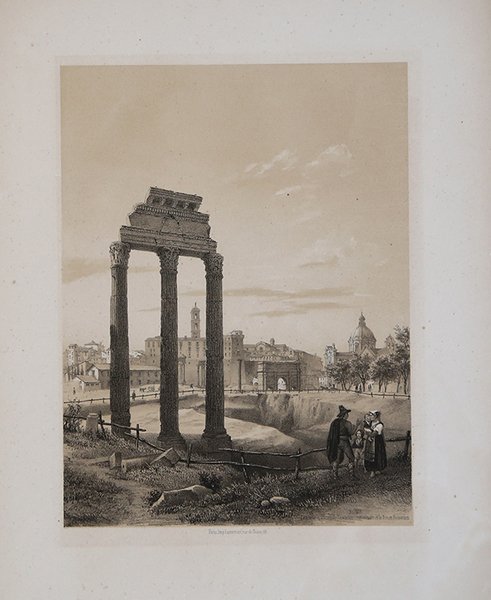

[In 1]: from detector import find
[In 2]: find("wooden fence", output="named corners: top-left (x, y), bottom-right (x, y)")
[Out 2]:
top-left (63, 387), bottom-right (410, 406)
top-left (64, 411), bottom-right (411, 481)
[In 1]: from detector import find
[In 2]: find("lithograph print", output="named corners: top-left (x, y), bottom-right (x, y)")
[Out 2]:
top-left (62, 64), bottom-right (411, 526)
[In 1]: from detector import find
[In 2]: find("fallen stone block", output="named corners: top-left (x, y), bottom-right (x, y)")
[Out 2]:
top-left (260, 500), bottom-right (271, 508)
top-left (150, 447), bottom-right (181, 467)
top-left (151, 485), bottom-right (213, 509)
top-left (121, 454), bottom-right (157, 473)
top-left (270, 496), bottom-right (291, 505)
top-left (190, 484), bottom-right (213, 499)
top-left (109, 452), bottom-right (122, 470)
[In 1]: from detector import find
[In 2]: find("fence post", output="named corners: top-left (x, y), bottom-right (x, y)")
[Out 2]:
top-left (403, 430), bottom-right (411, 462)
top-left (98, 411), bottom-right (106, 438)
top-left (186, 443), bottom-right (192, 467)
top-left (240, 448), bottom-right (250, 483)
top-left (294, 447), bottom-right (302, 480)
top-left (136, 424), bottom-right (140, 450)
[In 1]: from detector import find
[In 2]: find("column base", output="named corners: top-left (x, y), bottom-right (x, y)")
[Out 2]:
top-left (201, 431), bottom-right (232, 451)
top-left (157, 431), bottom-right (187, 451)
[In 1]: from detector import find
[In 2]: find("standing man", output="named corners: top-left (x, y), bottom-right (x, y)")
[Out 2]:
top-left (326, 405), bottom-right (356, 478)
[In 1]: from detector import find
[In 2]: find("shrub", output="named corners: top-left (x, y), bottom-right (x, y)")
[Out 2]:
top-left (198, 471), bottom-right (223, 492)
top-left (146, 489), bottom-right (163, 506)
top-left (63, 403), bottom-right (83, 432)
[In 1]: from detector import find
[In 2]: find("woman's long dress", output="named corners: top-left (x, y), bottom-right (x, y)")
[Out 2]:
top-left (364, 422), bottom-right (387, 472)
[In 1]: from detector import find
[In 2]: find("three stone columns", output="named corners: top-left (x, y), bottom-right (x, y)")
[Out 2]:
top-left (109, 243), bottom-right (230, 449)
top-left (157, 248), bottom-right (185, 449)
top-left (109, 242), bottom-right (131, 434)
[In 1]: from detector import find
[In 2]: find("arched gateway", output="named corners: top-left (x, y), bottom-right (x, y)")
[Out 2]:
top-left (109, 187), bottom-right (231, 450)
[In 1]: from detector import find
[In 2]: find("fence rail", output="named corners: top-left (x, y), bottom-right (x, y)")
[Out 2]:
top-left (63, 387), bottom-right (410, 405)
top-left (64, 411), bottom-right (411, 481)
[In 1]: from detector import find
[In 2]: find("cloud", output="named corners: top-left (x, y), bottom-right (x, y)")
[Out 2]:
top-left (140, 286), bottom-right (354, 312)
top-left (299, 236), bottom-right (358, 269)
top-left (244, 162), bottom-right (258, 173)
top-left (274, 185), bottom-right (303, 197)
top-left (300, 256), bottom-right (340, 269)
top-left (222, 286), bottom-right (353, 300)
top-left (63, 258), bottom-right (107, 283)
top-left (251, 301), bottom-right (348, 317)
top-left (244, 149), bottom-right (298, 178)
top-left (305, 144), bottom-right (353, 170)
top-left (63, 257), bottom-right (157, 284)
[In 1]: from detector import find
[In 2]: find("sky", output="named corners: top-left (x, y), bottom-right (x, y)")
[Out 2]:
top-left (61, 64), bottom-right (408, 356)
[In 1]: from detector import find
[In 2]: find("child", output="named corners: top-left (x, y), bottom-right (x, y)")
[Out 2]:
top-left (352, 429), bottom-right (365, 469)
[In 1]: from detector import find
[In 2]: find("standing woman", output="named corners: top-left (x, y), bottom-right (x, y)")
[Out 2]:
top-left (364, 410), bottom-right (387, 477)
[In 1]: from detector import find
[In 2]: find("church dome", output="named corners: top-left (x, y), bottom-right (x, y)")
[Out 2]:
top-left (349, 313), bottom-right (376, 352)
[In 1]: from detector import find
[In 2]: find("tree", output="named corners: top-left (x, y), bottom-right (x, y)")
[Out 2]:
top-left (326, 359), bottom-right (352, 391)
top-left (370, 355), bottom-right (398, 392)
top-left (349, 354), bottom-right (371, 391)
top-left (393, 325), bottom-right (410, 394)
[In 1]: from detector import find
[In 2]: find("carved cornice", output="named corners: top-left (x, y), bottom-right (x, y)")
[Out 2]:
top-left (204, 253), bottom-right (223, 277)
top-left (110, 241), bottom-right (130, 268)
top-left (134, 203), bottom-right (210, 223)
top-left (157, 247), bottom-right (179, 273)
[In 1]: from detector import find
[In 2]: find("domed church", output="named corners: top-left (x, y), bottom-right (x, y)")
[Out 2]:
top-left (348, 313), bottom-right (377, 354)
top-left (324, 313), bottom-right (395, 366)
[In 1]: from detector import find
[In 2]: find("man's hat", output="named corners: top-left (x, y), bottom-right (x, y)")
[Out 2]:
top-left (337, 405), bottom-right (351, 417)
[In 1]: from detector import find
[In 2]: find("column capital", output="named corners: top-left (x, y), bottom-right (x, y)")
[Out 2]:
top-left (157, 247), bottom-right (179, 273)
top-left (110, 241), bottom-right (130, 268)
top-left (203, 253), bottom-right (223, 277)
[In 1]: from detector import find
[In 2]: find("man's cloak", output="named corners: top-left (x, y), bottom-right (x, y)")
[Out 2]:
top-left (326, 417), bottom-right (342, 463)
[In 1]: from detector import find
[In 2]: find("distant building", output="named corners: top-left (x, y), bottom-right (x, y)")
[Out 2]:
top-left (244, 337), bottom-right (323, 390)
top-left (144, 305), bottom-right (322, 390)
top-left (85, 363), bottom-right (160, 390)
top-left (145, 305), bottom-right (246, 388)
top-left (64, 340), bottom-right (109, 379)
top-left (324, 313), bottom-right (395, 366)
top-left (72, 375), bottom-right (101, 393)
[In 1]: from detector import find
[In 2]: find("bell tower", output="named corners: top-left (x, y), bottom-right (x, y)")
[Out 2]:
top-left (191, 303), bottom-right (201, 339)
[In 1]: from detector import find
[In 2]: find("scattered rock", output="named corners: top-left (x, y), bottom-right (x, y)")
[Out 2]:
top-left (121, 454), bottom-right (156, 473)
top-left (270, 496), bottom-right (290, 505)
top-left (261, 500), bottom-right (271, 508)
top-left (150, 447), bottom-right (181, 467)
top-left (189, 485), bottom-right (213, 499)
top-left (109, 452), bottom-right (122, 470)
top-left (151, 485), bottom-right (213, 509)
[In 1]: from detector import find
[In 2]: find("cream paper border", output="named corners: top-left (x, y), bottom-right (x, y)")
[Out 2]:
top-left (1, 2), bottom-right (490, 598)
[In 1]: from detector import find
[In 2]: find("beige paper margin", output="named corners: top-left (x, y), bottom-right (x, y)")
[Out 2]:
top-left (1, 2), bottom-right (490, 598)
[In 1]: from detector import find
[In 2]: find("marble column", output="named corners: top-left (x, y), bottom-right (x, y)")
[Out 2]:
top-left (157, 247), bottom-right (185, 449)
top-left (109, 241), bottom-right (131, 434)
top-left (202, 253), bottom-right (231, 447)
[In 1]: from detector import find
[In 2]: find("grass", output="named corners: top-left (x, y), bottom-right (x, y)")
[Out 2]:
top-left (116, 460), bottom-right (239, 491)
top-left (64, 431), bottom-right (153, 459)
top-left (64, 463), bottom-right (131, 526)
top-left (63, 430), bottom-right (412, 526)
top-left (152, 461), bottom-right (412, 525)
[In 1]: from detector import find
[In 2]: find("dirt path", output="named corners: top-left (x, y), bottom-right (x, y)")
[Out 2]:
top-left (65, 446), bottom-right (181, 526)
